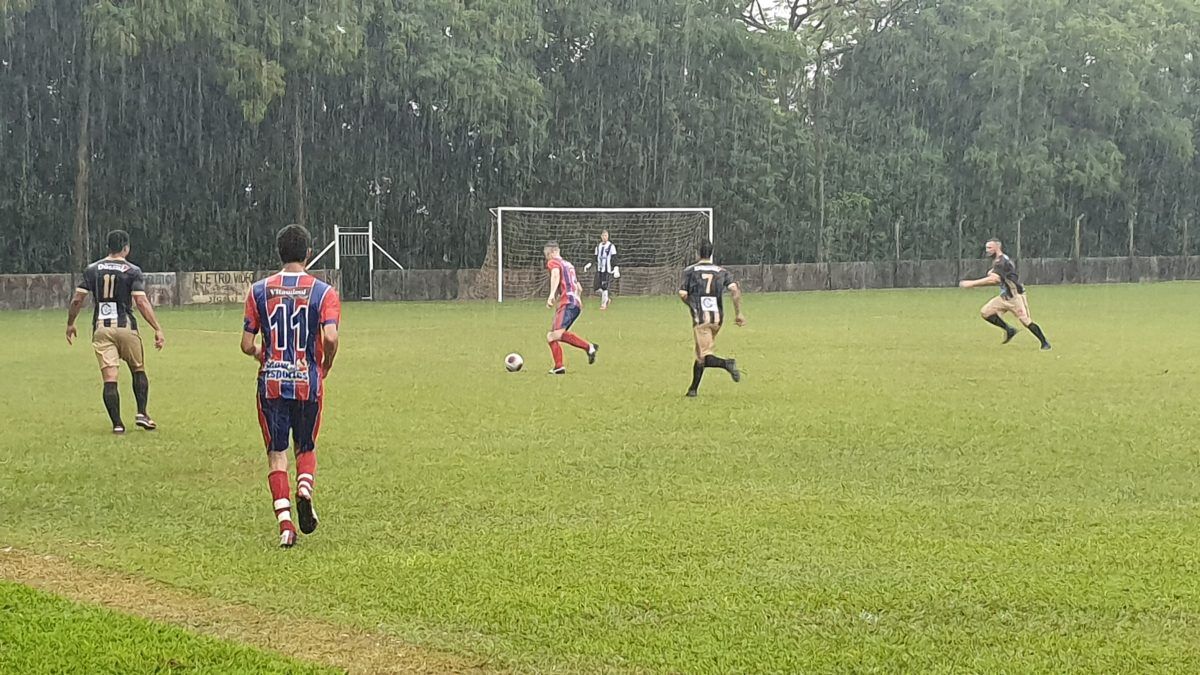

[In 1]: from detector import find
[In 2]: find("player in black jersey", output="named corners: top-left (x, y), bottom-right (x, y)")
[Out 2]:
top-left (959, 238), bottom-right (1051, 350)
top-left (66, 230), bottom-right (166, 433)
top-left (679, 240), bottom-right (745, 397)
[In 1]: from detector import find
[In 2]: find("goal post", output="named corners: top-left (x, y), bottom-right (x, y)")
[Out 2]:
top-left (484, 207), bottom-right (713, 302)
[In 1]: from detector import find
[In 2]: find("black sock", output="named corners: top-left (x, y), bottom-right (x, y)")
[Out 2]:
top-left (132, 371), bottom-right (149, 416)
top-left (983, 314), bottom-right (1012, 332)
top-left (1027, 323), bottom-right (1049, 345)
top-left (703, 355), bottom-right (728, 369)
top-left (102, 382), bottom-right (123, 427)
top-left (689, 361), bottom-right (704, 392)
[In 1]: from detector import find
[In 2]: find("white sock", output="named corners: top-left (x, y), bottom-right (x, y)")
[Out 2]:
top-left (602, 290), bottom-right (609, 306)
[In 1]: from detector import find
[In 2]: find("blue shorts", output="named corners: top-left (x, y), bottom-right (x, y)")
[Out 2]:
top-left (553, 303), bottom-right (581, 331)
top-left (257, 395), bottom-right (323, 453)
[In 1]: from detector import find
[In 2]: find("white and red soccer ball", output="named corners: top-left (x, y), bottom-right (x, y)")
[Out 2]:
top-left (505, 353), bottom-right (523, 372)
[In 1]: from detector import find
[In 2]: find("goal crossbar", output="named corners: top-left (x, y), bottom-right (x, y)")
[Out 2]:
top-left (493, 207), bottom-right (715, 213)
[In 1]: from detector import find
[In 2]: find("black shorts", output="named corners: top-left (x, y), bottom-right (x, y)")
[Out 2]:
top-left (594, 271), bottom-right (613, 291)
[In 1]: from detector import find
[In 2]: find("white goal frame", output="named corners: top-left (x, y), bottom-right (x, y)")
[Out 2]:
top-left (491, 207), bottom-right (713, 302)
top-left (308, 221), bottom-right (404, 300)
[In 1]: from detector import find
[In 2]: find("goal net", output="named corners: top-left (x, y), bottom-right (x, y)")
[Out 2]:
top-left (478, 207), bottom-right (713, 301)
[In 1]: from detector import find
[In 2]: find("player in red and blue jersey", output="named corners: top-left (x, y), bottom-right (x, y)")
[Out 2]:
top-left (241, 224), bottom-right (341, 548)
top-left (544, 241), bottom-right (597, 374)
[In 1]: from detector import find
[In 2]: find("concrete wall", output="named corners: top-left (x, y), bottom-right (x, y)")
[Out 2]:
top-left (372, 269), bottom-right (464, 301)
top-left (1, 260), bottom-right (1197, 309)
top-left (179, 271), bottom-right (258, 305)
top-left (177, 269), bottom-right (341, 306)
top-left (375, 257), bottom-right (1200, 301)
top-left (378, 257), bottom-right (1200, 300)
top-left (143, 272), bottom-right (177, 307)
top-left (0, 269), bottom-right (341, 310)
top-left (0, 274), bottom-right (75, 310)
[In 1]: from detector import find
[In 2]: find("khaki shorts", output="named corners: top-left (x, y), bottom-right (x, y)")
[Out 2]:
top-left (982, 293), bottom-right (1031, 323)
top-left (92, 326), bottom-right (145, 372)
top-left (693, 322), bottom-right (721, 359)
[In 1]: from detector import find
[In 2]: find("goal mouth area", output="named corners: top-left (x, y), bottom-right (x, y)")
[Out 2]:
top-left (482, 207), bottom-right (713, 302)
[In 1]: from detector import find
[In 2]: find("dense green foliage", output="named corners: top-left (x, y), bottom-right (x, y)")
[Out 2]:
top-left (2, 1), bottom-right (1197, 272)
top-left (4, 287), bottom-right (1200, 670)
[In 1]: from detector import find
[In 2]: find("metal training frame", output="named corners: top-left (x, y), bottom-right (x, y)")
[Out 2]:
top-left (308, 222), bottom-right (404, 300)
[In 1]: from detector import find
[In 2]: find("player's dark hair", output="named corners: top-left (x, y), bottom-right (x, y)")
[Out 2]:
top-left (698, 240), bottom-right (714, 259)
top-left (277, 224), bottom-right (311, 264)
top-left (988, 238), bottom-right (1002, 247)
top-left (106, 230), bottom-right (130, 254)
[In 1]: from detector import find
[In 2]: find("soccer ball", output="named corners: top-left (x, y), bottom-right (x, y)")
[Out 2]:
top-left (505, 353), bottom-right (524, 372)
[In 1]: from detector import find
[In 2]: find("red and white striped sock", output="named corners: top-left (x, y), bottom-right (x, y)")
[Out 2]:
top-left (268, 470), bottom-right (295, 534)
top-left (296, 452), bottom-right (316, 501)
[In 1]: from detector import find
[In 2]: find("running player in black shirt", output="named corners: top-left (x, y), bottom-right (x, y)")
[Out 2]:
top-left (66, 230), bottom-right (166, 433)
top-left (679, 240), bottom-right (745, 397)
top-left (959, 238), bottom-right (1051, 350)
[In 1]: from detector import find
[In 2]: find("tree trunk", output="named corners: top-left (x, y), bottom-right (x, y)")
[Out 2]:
top-left (813, 57), bottom-right (826, 264)
top-left (1073, 214), bottom-right (1083, 260)
top-left (293, 90), bottom-right (307, 228)
top-left (1127, 210), bottom-right (1136, 259)
top-left (71, 25), bottom-right (93, 270)
top-left (956, 215), bottom-right (964, 270)
top-left (21, 82), bottom-right (31, 207)
top-left (1016, 214), bottom-right (1023, 260)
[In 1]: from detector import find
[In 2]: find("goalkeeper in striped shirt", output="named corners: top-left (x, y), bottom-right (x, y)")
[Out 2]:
top-left (584, 230), bottom-right (619, 310)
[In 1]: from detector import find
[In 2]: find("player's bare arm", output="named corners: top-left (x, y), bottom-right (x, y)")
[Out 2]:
top-left (959, 272), bottom-right (1000, 289)
top-left (729, 283), bottom-right (746, 326)
top-left (547, 267), bottom-right (561, 308)
top-left (240, 329), bottom-right (262, 360)
top-left (678, 289), bottom-right (690, 305)
top-left (133, 294), bottom-right (166, 350)
top-left (321, 323), bottom-right (339, 376)
top-left (65, 289), bottom-right (87, 344)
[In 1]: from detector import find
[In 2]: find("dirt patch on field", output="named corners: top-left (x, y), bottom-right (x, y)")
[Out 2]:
top-left (0, 547), bottom-right (493, 674)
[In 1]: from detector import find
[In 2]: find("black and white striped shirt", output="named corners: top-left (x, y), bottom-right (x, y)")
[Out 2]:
top-left (78, 257), bottom-right (146, 330)
top-left (594, 242), bottom-right (617, 273)
top-left (681, 262), bottom-right (735, 326)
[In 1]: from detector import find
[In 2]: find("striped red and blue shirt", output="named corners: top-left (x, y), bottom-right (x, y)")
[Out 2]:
top-left (243, 272), bottom-right (341, 401)
top-left (547, 257), bottom-right (581, 308)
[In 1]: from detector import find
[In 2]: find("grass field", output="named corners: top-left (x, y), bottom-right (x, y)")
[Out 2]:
top-left (0, 581), bottom-right (329, 674)
top-left (4, 283), bottom-right (1200, 672)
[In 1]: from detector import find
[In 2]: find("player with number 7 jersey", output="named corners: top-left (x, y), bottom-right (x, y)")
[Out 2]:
top-left (678, 240), bottom-right (745, 397)
top-left (242, 224), bottom-right (341, 548)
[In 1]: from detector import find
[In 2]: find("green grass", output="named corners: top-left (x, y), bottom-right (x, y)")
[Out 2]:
top-left (0, 581), bottom-right (330, 674)
top-left (3, 283), bottom-right (1200, 672)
